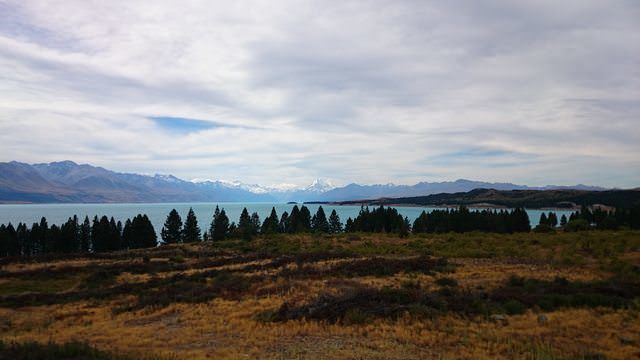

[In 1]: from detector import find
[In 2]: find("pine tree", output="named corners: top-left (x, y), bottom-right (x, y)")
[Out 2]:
top-left (108, 217), bottom-right (121, 251)
top-left (548, 212), bottom-right (558, 227)
top-left (288, 206), bottom-right (300, 233)
top-left (238, 208), bottom-right (253, 240)
top-left (79, 216), bottom-right (91, 252)
top-left (91, 216), bottom-right (99, 252)
top-left (299, 206), bottom-right (312, 232)
top-left (122, 219), bottom-right (133, 249)
top-left (5, 224), bottom-right (18, 256)
top-left (0, 225), bottom-right (7, 257)
top-left (212, 209), bottom-right (230, 241)
top-left (209, 206), bottom-right (221, 239)
top-left (311, 206), bottom-right (329, 233)
top-left (36, 217), bottom-right (49, 254)
top-left (92, 216), bottom-right (113, 252)
top-left (345, 218), bottom-right (354, 232)
top-left (59, 216), bottom-right (79, 253)
top-left (399, 216), bottom-right (411, 238)
top-left (126, 214), bottom-right (158, 249)
top-left (48, 224), bottom-right (61, 254)
top-left (328, 209), bottom-right (342, 233)
top-left (107, 217), bottom-right (121, 251)
top-left (161, 209), bottom-right (183, 244)
top-left (116, 220), bottom-right (123, 246)
top-left (279, 211), bottom-right (289, 233)
top-left (250, 212), bottom-right (261, 235)
top-left (539, 213), bottom-right (548, 226)
top-left (560, 214), bottom-right (568, 226)
top-left (182, 207), bottom-right (201, 243)
top-left (261, 207), bottom-right (280, 234)
top-left (15, 223), bottom-right (27, 256)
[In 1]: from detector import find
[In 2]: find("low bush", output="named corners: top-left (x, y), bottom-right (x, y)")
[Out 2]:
top-left (0, 339), bottom-right (134, 360)
top-left (533, 224), bottom-right (555, 233)
top-left (565, 219), bottom-right (590, 232)
top-left (435, 277), bottom-right (459, 287)
top-left (259, 276), bottom-right (640, 324)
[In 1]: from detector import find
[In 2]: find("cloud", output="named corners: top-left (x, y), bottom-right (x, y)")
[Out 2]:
top-left (0, 0), bottom-right (638, 188)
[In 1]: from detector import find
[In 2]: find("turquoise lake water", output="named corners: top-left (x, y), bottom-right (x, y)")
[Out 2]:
top-left (0, 203), bottom-right (574, 233)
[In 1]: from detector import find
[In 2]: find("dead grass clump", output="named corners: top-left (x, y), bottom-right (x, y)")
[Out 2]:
top-left (0, 338), bottom-right (172, 360)
top-left (260, 285), bottom-right (455, 324)
top-left (491, 276), bottom-right (640, 311)
top-left (260, 275), bottom-right (640, 324)
top-left (278, 256), bottom-right (453, 279)
top-left (328, 256), bottom-right (452, 277)
top-left (112, 272), bottom-right (257, 313)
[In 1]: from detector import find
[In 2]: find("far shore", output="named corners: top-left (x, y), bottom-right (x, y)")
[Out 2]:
top-left (324, 202), bottom-right (580, 211)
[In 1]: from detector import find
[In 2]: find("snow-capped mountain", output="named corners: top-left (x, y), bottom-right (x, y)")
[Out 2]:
top-left (192, 179), bottom-right (274, 194)
top-left (190, 178), bottom-right (335, 195)
top-left (0, 160), bottom-right (608, 204)
top-left (303, 179), bottom-right (335, 193)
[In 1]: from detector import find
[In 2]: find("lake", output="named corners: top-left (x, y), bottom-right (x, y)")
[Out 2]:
top-left (0, 203), bottom-right (574, 233)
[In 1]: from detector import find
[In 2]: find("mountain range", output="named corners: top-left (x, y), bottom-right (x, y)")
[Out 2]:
top-left (0, 160), bottom-right (607, 204)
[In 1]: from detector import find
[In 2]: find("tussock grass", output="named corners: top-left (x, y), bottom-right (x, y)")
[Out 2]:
top-left (0, 231), bottom-right (638, 359)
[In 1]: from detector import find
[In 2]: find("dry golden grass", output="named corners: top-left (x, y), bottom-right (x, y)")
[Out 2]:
top-left (1, 232), bottom-right (639, 359)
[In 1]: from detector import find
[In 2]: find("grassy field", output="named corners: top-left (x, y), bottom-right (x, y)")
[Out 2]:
top-left (1, 231), bottom-right (639, 359)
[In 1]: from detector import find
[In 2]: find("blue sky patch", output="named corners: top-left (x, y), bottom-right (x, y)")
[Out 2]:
top-left (150, 116), bottom-right (225, 134)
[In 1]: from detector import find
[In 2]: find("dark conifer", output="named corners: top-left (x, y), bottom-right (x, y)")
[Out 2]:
top-left (311, 206), bottom-right (329, 233)
top-left (299, 206), bottom-right (312, 232)
top-left (182, 207), bottom-right (201, 243)
top-left (279, 211), bottom-right (289, 233)
top-left (539, 213), bottom-right (548, 226)
top-left (250, 212), bottom-right (261, 235)
top-left (261, 207), bottom-right (280, 234)
top-left (125, 214), bottom-right (158, 249)
top-left (209, 206), bottom-right (221, 239)
top-left (161, 209), bottom-right (183, 244)
top-left (0, 225), bottom-right (7, 257)
top-left (238, 208), bottom-right (253, 240)
top-left (288, 206), bottom-right (300, 233)
top-left (560, 214), bottom-right (568, 226)
top-left (345, 218), bottom-right (354, 232)
top-left (328, 209), bottom-right (342, 233)
top-left (5, 224), bottom-right (18, 256)
top-left (79, 216), bottom-right (91, 252)
top-left (211, 208), bottom-right (230, 241)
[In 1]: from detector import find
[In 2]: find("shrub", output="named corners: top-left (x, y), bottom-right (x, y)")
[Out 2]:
top-left (533, 224), bottom-right (555, 233)
top-left (342, 308), bottom-right (371, 325)
top-left (502, 299), bottom-right (527, 315)
top-left (435, 277), bottom-right (459, 287)
top-left (0, 339), bottom-right (126, 359)
top-left (565, 219), bottom-right (590, 232)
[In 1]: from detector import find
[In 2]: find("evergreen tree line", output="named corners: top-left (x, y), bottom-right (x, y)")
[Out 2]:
top-left (412, 207), bottom-right (531, 233)
top-left (205, 205), bottom-right (343, 241)
top-left (4, 204), bottom-right (638, 257)
top-left (565, 205), bottom-right (640, 230)
top-left (343, 206), bottom-right (411, 236)
top-left (538, 212), bottom-right (560, 228)
top-left (0, 214), bottom-right (156, 257)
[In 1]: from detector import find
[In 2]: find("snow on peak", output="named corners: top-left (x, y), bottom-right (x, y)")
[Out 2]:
top-left (154, 174), bottom-right (183, 183)
top-left (188, 178), bottom-right (336, 194)
top-left (304, 178), bottom-right (335, 192)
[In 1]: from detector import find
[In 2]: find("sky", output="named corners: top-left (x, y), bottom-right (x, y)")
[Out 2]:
top-left (0, 1), bottom-right (639, 188)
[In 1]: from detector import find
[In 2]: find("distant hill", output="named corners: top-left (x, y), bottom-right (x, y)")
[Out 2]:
top-left (0, 160), bottom-right (614, 204)
top-left (0, 161), bottom-right (276, 203)
top-left (311, 179), bottom-right (605, 202)
top-left (334, 188), bottom-right (640, 209)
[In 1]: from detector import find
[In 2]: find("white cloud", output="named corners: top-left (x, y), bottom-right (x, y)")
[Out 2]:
top-left (0, 0), bottom-right (638, 187)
